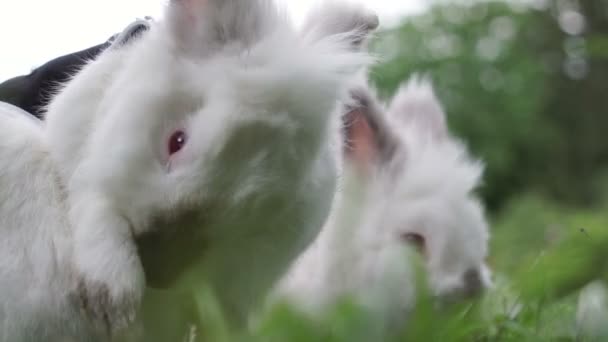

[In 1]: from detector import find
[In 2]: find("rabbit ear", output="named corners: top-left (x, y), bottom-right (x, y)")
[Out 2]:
top-left (387, 76), bottom-right (448, 141)
top-left (167, 0), bottom-right (278, 55)
top-left (301, 1), bottom-right (379, 50)
top-left (342, 82), bottom-right (399, 170)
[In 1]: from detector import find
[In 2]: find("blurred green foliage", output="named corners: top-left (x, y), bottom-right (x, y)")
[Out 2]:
top-left (370, 0), bottom-right (608, 212)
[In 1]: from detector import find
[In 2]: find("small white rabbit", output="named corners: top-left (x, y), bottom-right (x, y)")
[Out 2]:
top-left (0, 0), bottom-right (376, 340)
top-left (380, 78), bottom-right (492, 300)
top-left (275, 76), bottom-right (491, 331)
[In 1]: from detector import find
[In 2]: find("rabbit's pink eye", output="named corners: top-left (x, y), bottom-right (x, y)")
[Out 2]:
top-left (168, 130), bottom-right (187, 155)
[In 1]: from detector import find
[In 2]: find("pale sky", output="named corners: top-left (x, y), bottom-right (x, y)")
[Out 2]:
top-left (0, 0), bottom-right (427, 82)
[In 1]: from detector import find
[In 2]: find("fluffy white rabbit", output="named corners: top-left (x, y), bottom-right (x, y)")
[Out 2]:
top-left (275, 76), bottom-right (491, 331)
top-left (0, 0), bottom-right (376, 340)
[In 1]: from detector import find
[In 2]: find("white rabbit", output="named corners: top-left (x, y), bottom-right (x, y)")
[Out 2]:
top-left (0, 0), bottom-right (376, 340)
top-left (380, 78), bottom-right (492, 300)
top-left (275, 76), bottom-right (491, 331)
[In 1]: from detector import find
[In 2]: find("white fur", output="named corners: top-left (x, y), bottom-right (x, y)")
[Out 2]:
top-left (0, 0), bottom-right (375, 339)
top-left (274, 77), bottom-right (491, 330)
top-left (0, 104), bottom-right (93, 340)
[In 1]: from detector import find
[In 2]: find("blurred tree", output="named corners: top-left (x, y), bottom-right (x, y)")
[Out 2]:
top-left (370, 0), bottom-right (608, 213)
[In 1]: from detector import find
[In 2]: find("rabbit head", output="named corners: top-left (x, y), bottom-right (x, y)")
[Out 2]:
top-left (42, 0), bottom-right (377, 332)
top-left (344, 76), bottom-right (492, 302)
top-left (52, 0), bottom-right (370, 233)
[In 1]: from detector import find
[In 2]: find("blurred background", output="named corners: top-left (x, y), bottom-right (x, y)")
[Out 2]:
top-left (0, 0), bottom-right (425, 81)
top-left (2, 0), bottom-right (607, 340)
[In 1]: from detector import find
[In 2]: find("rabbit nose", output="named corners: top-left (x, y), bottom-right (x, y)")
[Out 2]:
top-left (461, 268), bottom-right (484, 298)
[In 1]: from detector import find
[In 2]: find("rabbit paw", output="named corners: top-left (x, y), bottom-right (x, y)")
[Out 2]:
top-left (74, 256), bottom-right (144, 336)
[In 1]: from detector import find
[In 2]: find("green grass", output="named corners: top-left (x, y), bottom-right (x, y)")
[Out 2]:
top-left (158, 189), bottom-right (607, 342)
